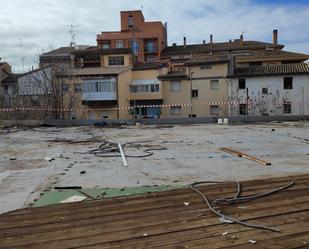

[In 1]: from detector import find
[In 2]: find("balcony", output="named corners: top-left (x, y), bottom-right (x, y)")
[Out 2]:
top-left (143, 47), bottom-right (158, 53)
top-left (129, 80), bottom-right (163, 100)
top-left (82, 78), bottom-right (117, 102)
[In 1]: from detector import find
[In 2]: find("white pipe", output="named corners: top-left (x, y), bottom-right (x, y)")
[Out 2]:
top-left (118, 143), bottom-right (128, 167)
top-left (228, 79), bottom-right (231, 117)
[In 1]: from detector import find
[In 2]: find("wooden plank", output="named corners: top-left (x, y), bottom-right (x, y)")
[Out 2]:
top-left (79, 211), bottom-right (309, 249)
top-left (118, 143), bottom-right (128, 167)
top-left (0, 182), bottom-right (307, 231)
top-left (219, 147), bottom-right (271, 166)
top-left (1, 175), bottom-right (306, 225)
top-left (1, 174), bottom-right (309, 248)
top-left (2, 195), bottom-right (309, 248)
top-left (5, 173), bottom-right (308, 218)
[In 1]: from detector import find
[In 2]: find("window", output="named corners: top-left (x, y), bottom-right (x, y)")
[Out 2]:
top-left (102, 111), bottom-right (109, 119)
top-left (201, 65), bottom-right (212, 69)
top-left (128, 15), bottom-right (134, 27)
top-left (210, 80), bottom-right (219, 89)
top-left (210, 105), bottom-right (219, 115)
top-left (108, 56), bottom-right (124, 66)
top-left (130, 40), bottom-right (139, 54)
top-left (74, 84), bottom-right (82, 93)
top-left (170, 81), bottom-right (181, 92)
top-left (262, 88), bottom-right (268, 94)
top-left (129, 84), bottom-right (160, 93)
top-left (83, 79), bottom-right (116, 93)
top-left (116, 40), bottom-right (124, 48)
top-left (62, 83), bottom-right (69, 92)
top-left (284, 77), bottom-right (293, 90)
top-left (192, 89), bottom-right (198, 98)
top-left (102, 41), bottom-right (111, 49)
top-left (4, 85), bottom-right (9, 95)
top-left (170, 106), bottom-right (181, 115)
top-left (239, 78), bottom-right (246, 89)
top-left (83, 81), bottom-right (96, 92)
top-left (284, 102), bottom-right (292, 114)
top-left (249, 62), bottom-right (262, 66)
top-left (145, 41), bottom-right (156, 53)
top-left (239, 104), bottom-right (247, 115)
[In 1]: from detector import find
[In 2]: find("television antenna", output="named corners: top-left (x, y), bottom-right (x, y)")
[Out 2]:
top-left (19, 38), bottom-right (26, 72)
top-left (68, 24), bottom-right (79, 47)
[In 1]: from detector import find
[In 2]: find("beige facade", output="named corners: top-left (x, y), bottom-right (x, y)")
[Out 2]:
top-left (160, 63), bottom-right (229, 118)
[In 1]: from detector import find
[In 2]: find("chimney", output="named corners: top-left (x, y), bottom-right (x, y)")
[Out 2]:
top-left (273, 29), bottom-right (278, 45)
top-left (240, 34), bottom-right (244, 45)
top-left (183, 37), bottom-right (187, 48)
top-left (172, 42), bottom-right (177, 47)
top-left (210, 34), bottom-right (213, 44)
top-left (203, 40), bottom-right (206, 44)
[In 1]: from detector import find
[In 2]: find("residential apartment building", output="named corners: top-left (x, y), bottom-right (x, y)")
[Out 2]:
top-left (8, 8), bottom-right (308, 121)
top-left (59, 46), bottom-right (167, 120)
top-left (158, 30), bottom-right (309, 118)
top-left (229, 63), bottom-right (309, 116)
top-left (97, 10), bottom-right (167, 63)
top-left (158, 55), bottom-right (230, 118)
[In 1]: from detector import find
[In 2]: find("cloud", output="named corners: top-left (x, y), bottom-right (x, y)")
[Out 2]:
top-left (0, 0), bottom-right (308, 72)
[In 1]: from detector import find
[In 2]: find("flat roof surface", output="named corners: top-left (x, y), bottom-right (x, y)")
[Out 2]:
top-left (0, 122), bottom-right (309, 214)
top-left (0, 174), bottom-right (308, 248)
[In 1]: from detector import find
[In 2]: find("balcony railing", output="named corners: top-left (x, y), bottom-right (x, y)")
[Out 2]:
top-left (82, 92), bottom-right (117, 101)
top-left (143, 47), bottom-right (158, 53)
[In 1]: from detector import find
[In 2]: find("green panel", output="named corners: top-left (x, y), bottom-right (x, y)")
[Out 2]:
top-left (33, 185), bottom-right (184, 207)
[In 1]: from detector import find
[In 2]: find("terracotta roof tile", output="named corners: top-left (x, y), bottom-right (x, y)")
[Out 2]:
top-left (184, 55), bottom-right (230, 66)
top-left (233, 63), bottom-right (309, 77)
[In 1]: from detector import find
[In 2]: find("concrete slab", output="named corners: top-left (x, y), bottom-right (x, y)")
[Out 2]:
top-left (0, 122), bottom-right (309, 213)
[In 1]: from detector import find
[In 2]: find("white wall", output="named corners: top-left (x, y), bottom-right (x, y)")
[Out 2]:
top-left (229, 75), bottom-right (309, 116)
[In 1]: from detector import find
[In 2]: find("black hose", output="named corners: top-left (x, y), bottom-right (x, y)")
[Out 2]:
top-left (189, 180), bottom-right (296, 233)
top-left (76, 140), bottom-right (167, 158)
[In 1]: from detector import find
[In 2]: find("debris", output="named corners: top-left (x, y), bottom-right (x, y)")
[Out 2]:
top-left (218, 147), bottom-right (271, 166)
top-left (219, 217), bottom-right (234, 224)
top-left (143, 233), bottom-right (148, 237)
top-left (249, 240), bottom-right (257, 244)
top-left (80, 171), bottom-right (86, 175)
top-left (54, 186), bottom-right (82, 190)
top-left (76, 140), bottom-right (167, 159)
top-left (9, 158), bottom-right (17, 161)
top-left (272, 129), bottom-right (276, 131)
top-left (58, 154), bottom-right (65, 159)
top-left (118, 143), bottom-right (128, 167)
top-left (77, 190), bottom-right (96, 200)
top-left (142, 171), bottom-right (149, 176)
top-left (60, 217), bottom-right (65, 220)
top-left (222, 232), bottom-right (228, 236)
top-left (44, 157), bottom-right (55, 162)
top-left (184, 202), bottom-right (190, 206)
top-left (238, 206), bottom-right (247, 209)
top-left (60, 195), bottom-right (87, 203)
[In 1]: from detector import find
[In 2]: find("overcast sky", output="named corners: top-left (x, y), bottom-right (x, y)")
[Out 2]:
top-left (1, 0), bottom-right (308, 73)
